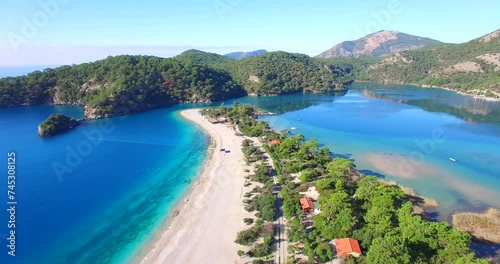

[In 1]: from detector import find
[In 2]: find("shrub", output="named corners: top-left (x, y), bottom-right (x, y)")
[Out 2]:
top-left (235, 228), bottom-right (259, 246)
top-left (243, 218), bottom-right (254, 225)
top-left (252, 235), bottom-right (273, 257)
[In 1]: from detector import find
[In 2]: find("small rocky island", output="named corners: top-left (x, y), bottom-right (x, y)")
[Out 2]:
top-left (38, 114), bottom-right (81, 137)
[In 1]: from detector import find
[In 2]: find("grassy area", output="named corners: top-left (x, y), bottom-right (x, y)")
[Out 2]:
top-left (452, 208), bottom-right (500, 243)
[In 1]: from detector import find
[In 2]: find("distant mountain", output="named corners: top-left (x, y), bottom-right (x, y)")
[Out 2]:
top-left (317, 30), bottom-right (442, 58)
top-left (361, 29), bottom-right (500, 99)
top-left (224, 49), bottom-right (268, 60)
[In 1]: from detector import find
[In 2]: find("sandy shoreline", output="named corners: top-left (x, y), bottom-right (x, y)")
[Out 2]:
top-left (133, 109), bottom-right (248, 264)
top-left (362, 152), bottom-right (448, 179)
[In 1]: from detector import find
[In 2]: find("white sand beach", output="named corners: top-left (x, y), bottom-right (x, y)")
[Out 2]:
top-left (135, 109), bottom-right (248, 264)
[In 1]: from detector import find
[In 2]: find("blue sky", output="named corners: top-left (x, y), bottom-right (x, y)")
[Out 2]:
top-left (0, 0), bottom-right (499, 65)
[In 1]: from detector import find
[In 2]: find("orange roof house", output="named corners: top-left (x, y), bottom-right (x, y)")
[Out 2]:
top-left (299, 197), bottom-right (315, 213)
top-left (268, 139), bottom-right (281, 147)
top-left (334, 238), bottom-right (362, 258)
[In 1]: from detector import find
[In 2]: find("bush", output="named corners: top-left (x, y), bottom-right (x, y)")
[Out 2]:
top-left (252, 235), bottom-right (273, 257)
top-left (235, 228), bottom-right (259, 246)
top-left (243, 218), bottom-right (254, 225)
top-left (244, 204), bottom-right (256, 212)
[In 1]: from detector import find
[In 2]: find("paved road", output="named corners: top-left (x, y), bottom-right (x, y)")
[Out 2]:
top-left (247, 137), bottom-right (288, 263)
top-left (274, 195), bottom-right (287, 264)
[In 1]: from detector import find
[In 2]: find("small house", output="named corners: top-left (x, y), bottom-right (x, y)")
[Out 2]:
top-left (268, 139), bottom-right (281, 147)
top-left (299, 197), bottom-right (315, 213)
top-left (334, 238), bottom-right (362, 258)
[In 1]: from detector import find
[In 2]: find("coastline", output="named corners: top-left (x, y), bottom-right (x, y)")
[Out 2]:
top-left (354, 80), bottom-right (500, 102)
top-left (133, 109), bottom-right (248, 264)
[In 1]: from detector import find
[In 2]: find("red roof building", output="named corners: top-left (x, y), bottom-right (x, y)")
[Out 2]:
top-left (299, 197), bottom-right (315, 213)
top-left (268, 139), bottom-right (281, 147)
top-left (334, 238), bottom-right (362, 258)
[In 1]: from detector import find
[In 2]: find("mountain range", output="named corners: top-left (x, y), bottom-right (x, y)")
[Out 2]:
top-left (317, 30), bottom-right (443, 58)
top-left (224, 49), bottom-right (268, 60)
top-left (360, 29), bottom-right (500, 98)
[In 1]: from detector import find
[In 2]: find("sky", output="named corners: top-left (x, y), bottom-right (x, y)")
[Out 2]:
top-left (0, 0), bottom-right (499, 66)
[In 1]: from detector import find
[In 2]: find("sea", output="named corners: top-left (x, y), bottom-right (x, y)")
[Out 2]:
top-left (0, 66), bottom-right (60, 78)
top-left (0, 67), bottom-right (499, 263)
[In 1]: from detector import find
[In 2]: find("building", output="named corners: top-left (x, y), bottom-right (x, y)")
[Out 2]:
top-left (268, 139), bottom-right (281, 147)
top-left (334, 238), bottom-right (362, 258)
top-left (299, 197), bottom-right (315, 213)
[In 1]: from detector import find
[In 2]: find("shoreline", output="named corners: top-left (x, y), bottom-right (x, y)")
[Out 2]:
top-left (354, 80), bottom-right (500, 102)
top-left (133, 109), bottom-right (248, 264)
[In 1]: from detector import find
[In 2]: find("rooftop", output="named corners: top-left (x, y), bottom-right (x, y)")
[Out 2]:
top-left (334, 238), bottom-right (362, 257)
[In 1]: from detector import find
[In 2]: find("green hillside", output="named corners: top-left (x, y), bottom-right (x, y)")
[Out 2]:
top-left (228, 52), bottom-right (346, 94)
top-left (0, 51), bottom-right (348, 119)
top-left (175, 49), bottom-right (235, 65)
top-left (361, 30), bottom-right (500, 98)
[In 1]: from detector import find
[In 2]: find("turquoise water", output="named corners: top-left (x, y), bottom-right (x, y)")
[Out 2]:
top-left (228, 83), bottom-right (500, 221)
top-left (0, 105), bottom-right (209, 264)
top-left (0, 82), bottom-right (499, 263)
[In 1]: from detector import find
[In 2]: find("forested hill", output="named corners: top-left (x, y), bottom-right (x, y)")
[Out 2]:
top-left (175, 49), bottom-right (235, 65)
top-left (0, 51), bottom-right (349, 119)
top-left (360, 29), bottom-right (500, 99)
top-left (174, 50), bottom-right (347, 94)
top-left (227, 52), bottom-right (346, 95)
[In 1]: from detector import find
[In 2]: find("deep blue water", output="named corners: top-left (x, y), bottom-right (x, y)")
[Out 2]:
top-left (0, 105), bottom-right (209, 264)
top-left (0, 82), bottom-right (499, 263)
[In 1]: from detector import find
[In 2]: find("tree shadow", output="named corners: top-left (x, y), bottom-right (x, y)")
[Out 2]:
top-left (358, 169), bottom-right (386, 179)
top-left (470, 243), bottom-right (500, 259)
top-left (423, 211), bottom-right (440, 222)
top-left (331, 152), bottom-right (355, 162)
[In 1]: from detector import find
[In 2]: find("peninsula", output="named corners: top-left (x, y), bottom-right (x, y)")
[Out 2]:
top-left (137, 104), bottom-right (488, 264)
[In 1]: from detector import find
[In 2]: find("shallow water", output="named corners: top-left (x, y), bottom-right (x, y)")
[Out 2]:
top-left (228, 83), bottom-right (500, 221)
